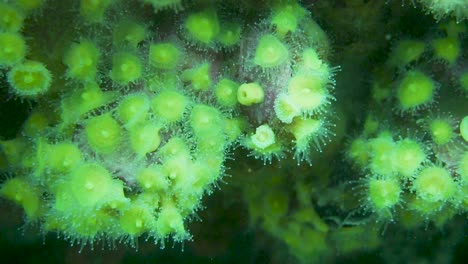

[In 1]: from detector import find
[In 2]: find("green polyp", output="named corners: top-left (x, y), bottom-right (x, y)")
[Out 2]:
top-left (129, 122), bottom-right (162, 157)
top-left (190, 104), bottom-right (224, 137)
top-left (70, 163), bottom-right (113, 208)
top-left (270, 0), bottom-right (307, 37)
top-left (409, 196), bottom-right (444, 217)
top-left (81, 83), bottom-right (117, 107)
top-left (397, 70), bottom-right (435, 111)
top-left (218, 23), bottom-right (241, 46)
top-left (0, 138), bottom-right (27, 167)
top-left (47, 142), bottom-right (82, 173)
top-left (155, 199), bottom-right (186, 239)
top-left (237, 82), bottom-right (264, 106)
top-left (157, 137), bottom-right (190, 159)
top-left (347, 138), bottom-right (369, 167)
top-left (151, 90), bottom-right (188, 123)
top-left (393, 138), bottom-right (426, 179)
top-left (271, 9), bottom-right (298, 36)
top-left (299, 48), bottom-right (323, 71)
top-left (104, 180), bottom-right (129, 210)
top-left (66, 210), bottom-right (112, 239)
top-left (288, 117), bottom-right (322, 151)
top-left (389, 39), bottom-right (425, 66)
top-left (432, 37), bottom-right (460, 65)
top-left (117, 93), bottom-right (150, 128)
top-left (162, 152), bottom-right (193, 183)
top-left (429, 118), bottom-right (454, 145)
top-left (85, 113), bottom-right (123, 154)
top-left (191, 161), bottom-right (218, 192)
top-left (223, 117), bottom-right (247, 143)
top-left (7, 60), bottom-right (52, 97)
top-left (137, 166), bottom-right (169, 191)
top-left (60, 83), bottom-right (118, 125)
top-left (368, 135), bottom-right (396, 176)
top-left (184, 8), bottom-right (220, 44)
top-left (298, 48), bottom-right (331, 80)
top-left (110, 52), bottom-right (142, 85)
top-left (22, 111), bottom-right (49, 137)
top-left (120, 203), bottom-right (155, 236)
top-left (368, 177), bottom-right (401, 211)
top-left (51, 183), bottom-right (76, 214)
top-left (146, 71), bottom-right (179, 92)
top-left (274, 93), bottom-right (300, 124)
top-left (0, 32), bottom-right (26, 66)
top-left (413, 166), bottom-right (456, 203)
top-left (196, 129), bottom-right (227, 154)
top-left (251, 124), bottom-right (276, 150)
top-left (0, 177), bottom-right (41, 219)
top-left (0, 3), bottom-right (24, 32)
top-left (149, 42), bottom-right (182, 69)
top-left (288, 74), bottom-right (328, 112)
top-left (214, 78), bottom-right (239, 107)
top-left (63, 40), bottom-right (100, 81)
top-left (113, 20), bottom-right (146, 48)
top-left (254, 34), bottom-right (289, 68)
top-left (181, 63), bottom-right (212, 91)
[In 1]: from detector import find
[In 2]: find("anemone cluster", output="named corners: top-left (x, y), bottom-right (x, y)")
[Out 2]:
top-left (0, 0), bottom-right (335, 246)
top-left (347, 20), bottom-right (468, 225)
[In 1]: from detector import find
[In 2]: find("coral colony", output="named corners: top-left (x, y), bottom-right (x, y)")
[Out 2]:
top-left (0, 0), bottom-right (467, 262)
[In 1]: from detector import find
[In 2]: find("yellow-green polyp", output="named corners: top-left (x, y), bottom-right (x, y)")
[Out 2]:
top-left (7, 61), bottom-right (52, 97)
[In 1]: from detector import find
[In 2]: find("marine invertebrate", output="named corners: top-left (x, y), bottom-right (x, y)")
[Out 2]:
top-left (347, 17), bottom-right (467, 225)
top-left (0, 0), bottom-right (335, 248)
top-left (0, 1), bottom-right (466, 263)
